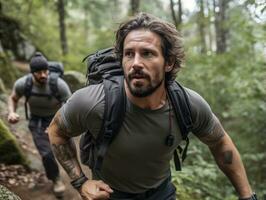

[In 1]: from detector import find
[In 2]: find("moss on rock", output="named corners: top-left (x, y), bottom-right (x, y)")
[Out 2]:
top-left (0, 119), bottom-right (28, 166)
top-left (0, 184), bottom-right (22, 200)
top-left (0, 53), bottom-right (19, 88)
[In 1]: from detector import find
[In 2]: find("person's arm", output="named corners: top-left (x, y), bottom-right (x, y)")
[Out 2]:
top-left (197, 120), bottom-right (253, 199)
top-left (48, 111), bottom-right (113, 200)
top-left (7, 90), bottom-right (21, 124)
top-left (57, 78), bottom-right (72, 103)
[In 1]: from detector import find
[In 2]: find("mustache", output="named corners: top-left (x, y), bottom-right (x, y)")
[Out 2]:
top-left (40, 77), bottom-right (47, 81)
top-left (37, 77), bottom-right (47, 83)
top-left (128, 69), bottom-right (149, 79)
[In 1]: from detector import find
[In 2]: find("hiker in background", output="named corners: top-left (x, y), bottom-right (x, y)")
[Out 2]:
top-left (7, 52), bottom-right (71, 197)
top-left (48, 13), bottom-right (257, 200)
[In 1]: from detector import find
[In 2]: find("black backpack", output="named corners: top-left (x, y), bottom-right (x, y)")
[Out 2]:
top-left (24, 61), bottom-right (64, 119)
top-left (80, 47), bottom-right (193, 172)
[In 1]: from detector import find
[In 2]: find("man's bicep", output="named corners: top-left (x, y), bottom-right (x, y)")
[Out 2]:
top-left (49, 111), bottom-right (80, 139)
top-left (196, 117), bottom-right (225, 147)
top-left (10, 90), bottom-right (21, 102)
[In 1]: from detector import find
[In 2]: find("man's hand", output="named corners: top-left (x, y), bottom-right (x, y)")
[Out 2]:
top-left (7, 112), bottom-right (20, 124)
top-left (79, 180), bottom-right (113, 200)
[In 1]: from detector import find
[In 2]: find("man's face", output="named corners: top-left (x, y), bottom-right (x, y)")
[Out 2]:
top-left (33, 69), bottom-right (48, 84)
top-left (122, 29), bottom-right (169, 97)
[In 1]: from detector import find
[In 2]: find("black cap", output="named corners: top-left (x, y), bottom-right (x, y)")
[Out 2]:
top-left (30, 52), bottom-right (48, 73)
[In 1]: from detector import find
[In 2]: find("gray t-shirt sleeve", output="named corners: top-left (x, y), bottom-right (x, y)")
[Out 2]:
top-left (60, 84), bottom-right (105, 136)
top-left (57, 78), bottom-right (72, 102)
top-left (186, 88), bottom-right (216, 136)
top-left (13, 76), bottom-right (27, 97)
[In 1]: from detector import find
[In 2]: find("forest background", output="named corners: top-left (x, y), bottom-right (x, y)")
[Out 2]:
top-left (0, 0), bottom-right (265, 199)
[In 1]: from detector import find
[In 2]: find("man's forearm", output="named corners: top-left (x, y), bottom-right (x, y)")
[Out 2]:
top-left (51, 138), bottom-right (82, 180)
top-left (198, 118), bottom-right (252, 198)
top-left (48, 111), bottom-right (83, 181)
top-left (209, 133), bottom-right (252, 198)
top-left (8, 94), bottom-right (18, 113)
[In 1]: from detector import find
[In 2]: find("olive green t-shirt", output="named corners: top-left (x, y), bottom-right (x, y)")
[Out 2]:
top-left (14, 74), bottom-right (71, 117)
top-left (60, 83), bottom-right (217, 193)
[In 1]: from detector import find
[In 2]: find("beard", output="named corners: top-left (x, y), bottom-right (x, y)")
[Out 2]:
top-left (125, 69), bottom-right (164, 97)
top-left (34, 76), bottom-right (48, 85)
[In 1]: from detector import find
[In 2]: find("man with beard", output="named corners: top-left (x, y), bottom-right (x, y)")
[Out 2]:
top-left (7, 52), bottom-right (71, 197)
top-left (48, 13), bottom-right (256, 200)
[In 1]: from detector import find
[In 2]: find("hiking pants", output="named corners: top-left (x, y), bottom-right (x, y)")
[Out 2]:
top-left (109, 176), bottom-right (176, 200)
top-left (28, 115), bottom-right (59, 181)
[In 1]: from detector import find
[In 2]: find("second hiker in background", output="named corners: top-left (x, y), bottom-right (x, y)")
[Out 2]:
top-left (7, 52), bottom-right (72, 197)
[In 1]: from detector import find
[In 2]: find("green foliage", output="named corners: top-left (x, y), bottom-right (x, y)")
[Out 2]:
top-left (176, 51), bottom-right (265, 198)
top-left (139, 0), bottom-right (171, 21)
top-left (173, 2), bottom-right (265, 198)
top-left (172, 137), bottom-right (237, 200)
top-left (3, 0), bottom-right (61, 58)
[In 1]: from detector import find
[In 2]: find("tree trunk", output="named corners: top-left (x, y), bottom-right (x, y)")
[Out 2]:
top-left (213, 0), bottom-right (228, 53)
top-left (57, 0), bottom-right (68, 55)
top-left (207, 0), bottom-right (213, 52)
top-left (170, 0), bottom-right (178, 28)
top-left (83, 3), bottom-right (90, 44)
top-left (177, 0), bottom-right (182, 26)
top-left (130, 0), bottom-right (140, 16)
top-left (170, 0), bottom-right (182, 29)
top-left (198, 0), bottom-right (206, 53)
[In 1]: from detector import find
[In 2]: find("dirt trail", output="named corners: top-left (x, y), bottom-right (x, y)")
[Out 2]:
top-left (0, 100), bottom-right (87, 200)
top-left (11, 183), bottom-right (81, 200)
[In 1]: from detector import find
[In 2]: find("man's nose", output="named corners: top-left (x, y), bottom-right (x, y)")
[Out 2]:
top-left (40, 71), bottom-right (48, 77)
top-left (132, 54), bottom-right (143, 69)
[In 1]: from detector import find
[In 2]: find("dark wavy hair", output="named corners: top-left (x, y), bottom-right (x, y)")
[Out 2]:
top-left (115, 12), bottom-right (185, 82)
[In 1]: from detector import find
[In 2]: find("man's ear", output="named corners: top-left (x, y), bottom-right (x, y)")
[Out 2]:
top-left (165, 58), bottom-right (175, 72)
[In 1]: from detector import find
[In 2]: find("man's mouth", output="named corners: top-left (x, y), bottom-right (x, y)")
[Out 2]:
top-left (131, 74), bottom-right (146, 79)
top-left (38, 78), bottom-right (47, 83)
top-left (129, 70), bottom-right (148, 80)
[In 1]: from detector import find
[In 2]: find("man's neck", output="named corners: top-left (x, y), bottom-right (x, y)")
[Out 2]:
top-left (125, 81), bottom-right (167, 110)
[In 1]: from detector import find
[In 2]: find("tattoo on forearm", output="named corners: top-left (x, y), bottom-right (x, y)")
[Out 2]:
top-left (52, 139), bottom-right (81, 180)
top-left (223, 150), bottom-right (233, 164)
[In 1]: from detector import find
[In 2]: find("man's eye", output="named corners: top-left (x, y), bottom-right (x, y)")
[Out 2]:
top-left (143, 51), bottom-right (153, 58)
top-left (124, 51), bottom-right (134, 58)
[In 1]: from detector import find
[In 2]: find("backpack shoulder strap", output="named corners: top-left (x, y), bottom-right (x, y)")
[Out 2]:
top-left (24, 74), bottom-right (33, 99)
top-left (167, 81), bottom-right (193, 171)
top-left (94, 75), bottom-right (126, 171)
top-left (167, 81), bottom-right (193, 138)
top-left (49, 73), bottom-right (61, 102)
top-left (24, 74), bottom-right (33, 120)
